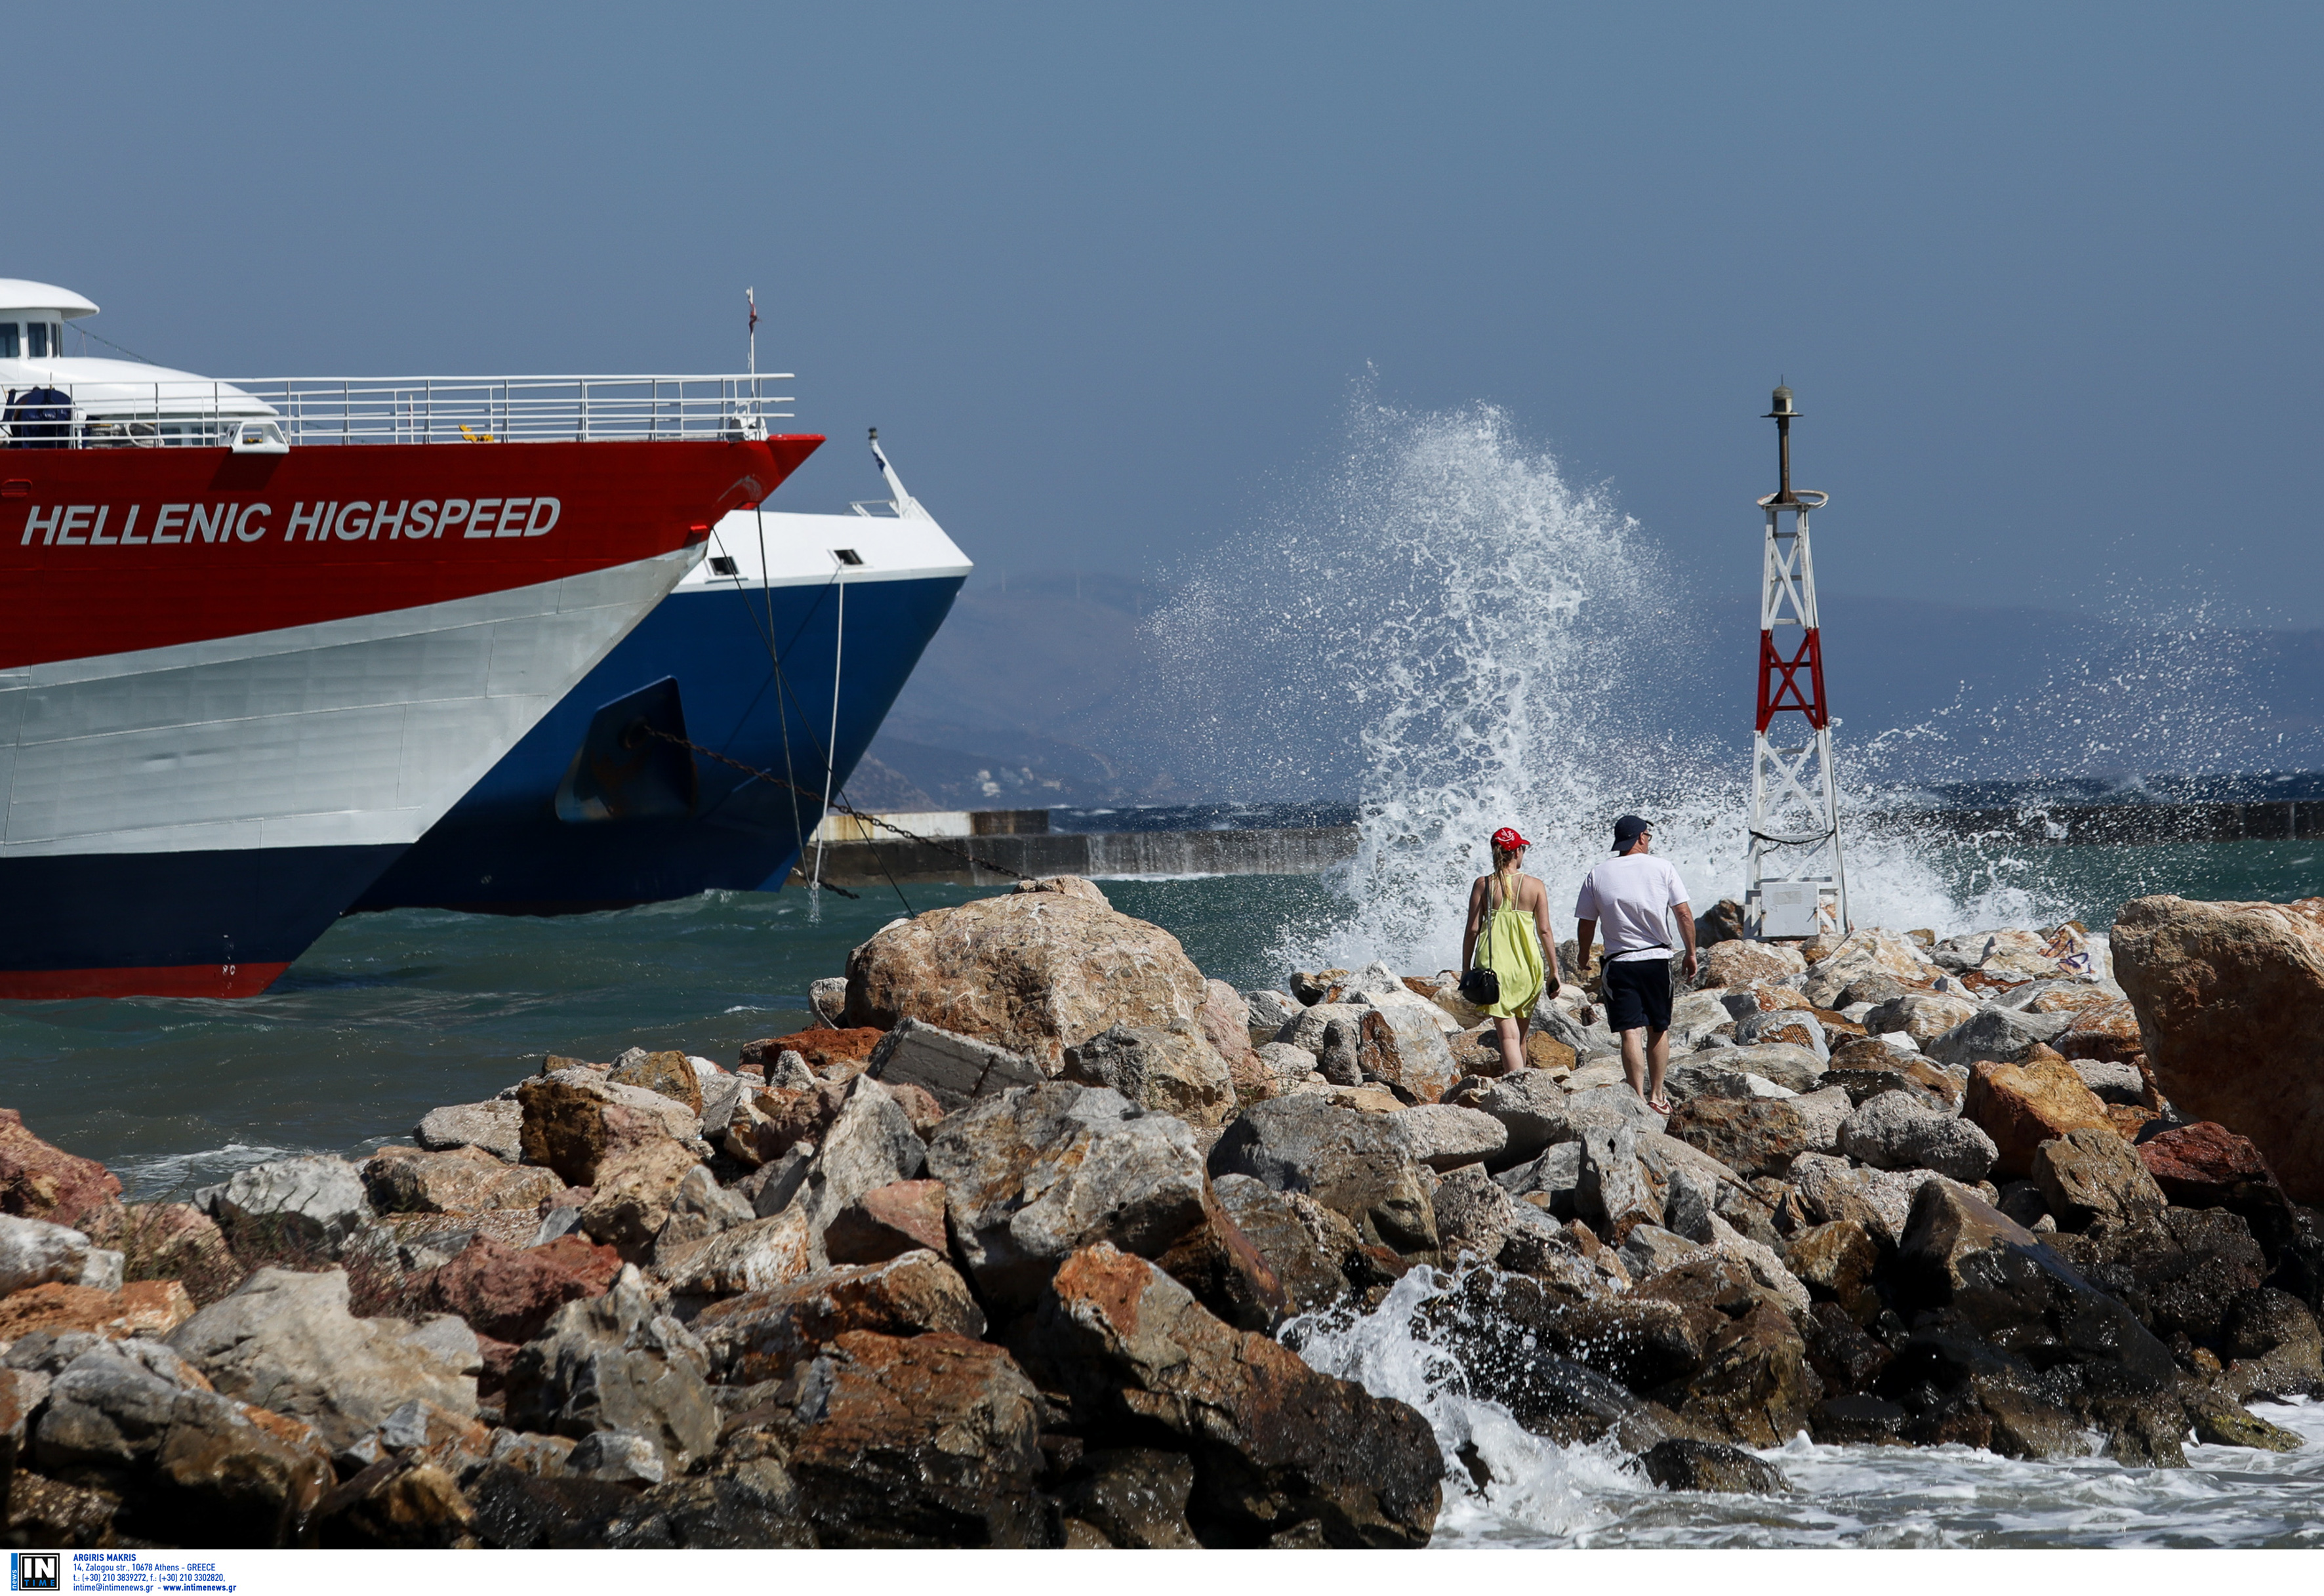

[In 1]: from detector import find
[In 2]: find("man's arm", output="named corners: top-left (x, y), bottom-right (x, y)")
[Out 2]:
top-left (1668, 864), bottom-right (1698, 980)
top-left (1570, 874), bottom-right (1597, 973)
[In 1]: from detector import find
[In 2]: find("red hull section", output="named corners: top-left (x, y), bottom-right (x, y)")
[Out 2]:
top-left (0, 436), bottom-right (823, 668)
top-left (0, 962), bottom-right (293, 1001)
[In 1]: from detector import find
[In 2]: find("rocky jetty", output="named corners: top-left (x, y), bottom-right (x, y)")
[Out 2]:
top-left (0, 880), bottom-right (2318, 1549)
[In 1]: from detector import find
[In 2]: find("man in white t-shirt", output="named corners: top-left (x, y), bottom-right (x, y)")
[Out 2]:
top-left (1572, 814), bottom-right (1696, 1115)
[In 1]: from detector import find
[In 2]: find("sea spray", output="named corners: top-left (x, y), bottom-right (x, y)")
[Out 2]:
top-left (1282, 1265), bottom-right (1642, 1543)
top-left (1285, 1267), bottom-right (2324, 1547)
top-left (1147, 393), bottom-right (2054, 973)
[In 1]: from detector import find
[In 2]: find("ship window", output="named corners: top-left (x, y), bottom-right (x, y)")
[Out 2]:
top-left (832, 548), bottom-right (864, 566)
top-left (0, 325), bottom-right (15, 359)
top-left (24, 323), bottom-right (45, 359)
top-left (708, 555), bottom-right (738, 575)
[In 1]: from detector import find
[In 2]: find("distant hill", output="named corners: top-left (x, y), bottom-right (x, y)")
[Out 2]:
top-left (856, 570), bottom-right (2324, 808)
top-left (857, 571), bottom-right (1185, 807)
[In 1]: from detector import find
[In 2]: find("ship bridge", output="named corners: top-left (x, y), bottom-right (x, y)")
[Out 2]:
top-left (0, 278), bottom-right (96, 362)
top-left (1, 278), bottom-right (283, 448)
top-left (0, 279), bottom-right (790, 452)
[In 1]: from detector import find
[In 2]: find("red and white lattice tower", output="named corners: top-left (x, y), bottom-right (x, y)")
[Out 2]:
top-left (1745, 384), bottom-right (1850, 939)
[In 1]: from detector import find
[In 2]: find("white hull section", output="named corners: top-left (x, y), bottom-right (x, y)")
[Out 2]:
top-left (685, 507), bottom-right (971, 593)
top-left (0, 546), bottom-right (697, 859)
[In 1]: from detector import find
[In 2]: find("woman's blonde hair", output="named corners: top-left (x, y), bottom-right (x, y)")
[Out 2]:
top-left (1491, 842), bottom-right (1524, 870)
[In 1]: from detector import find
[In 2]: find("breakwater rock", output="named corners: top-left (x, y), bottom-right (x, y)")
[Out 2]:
top-left (0, 881), bottom-right (2319, 1547)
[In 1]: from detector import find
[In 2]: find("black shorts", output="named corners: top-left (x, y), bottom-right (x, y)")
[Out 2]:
top-left (1603, 956), bottom-right (1673, 1034)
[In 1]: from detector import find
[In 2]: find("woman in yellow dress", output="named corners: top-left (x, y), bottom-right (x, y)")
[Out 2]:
top-left (1460, 826), bottom-right (1562, 1069)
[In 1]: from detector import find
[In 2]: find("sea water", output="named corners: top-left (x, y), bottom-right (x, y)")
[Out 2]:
top-left (5, 863), bottom-right (2316, 1545)
top-left (1294, 1268), bottom-right (2324, 1547)
top-left (0, 877), bottom-right (1322, 1200)
top-left (1, 398), bottom-right (2317, 1544)
top-left (1150, 398), bottom-right (2324, 1545)
top-left (1144, 394), bottom-right (2324, 975)
top-left (0, 844), bottom-right (2306, 1199)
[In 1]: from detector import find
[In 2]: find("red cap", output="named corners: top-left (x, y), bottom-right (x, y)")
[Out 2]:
top-left (1491, 827), bottom-right (1531, 850)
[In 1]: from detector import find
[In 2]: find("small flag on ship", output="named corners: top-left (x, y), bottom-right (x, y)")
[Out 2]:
top-left (746, 287), bottom-right (758, 333)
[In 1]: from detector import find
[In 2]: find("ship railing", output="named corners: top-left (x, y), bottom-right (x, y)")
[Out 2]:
top-left (0, 375), bottom-right (796, 449)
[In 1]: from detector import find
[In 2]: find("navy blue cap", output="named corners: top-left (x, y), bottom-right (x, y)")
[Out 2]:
top-left (1612, 814), bottom-right (1651, 851)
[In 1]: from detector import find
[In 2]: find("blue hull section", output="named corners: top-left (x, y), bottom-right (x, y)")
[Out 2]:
top-left (0, 843), bottom-right (409, 997)
top-left (352, 573), bottom-right (964, 912)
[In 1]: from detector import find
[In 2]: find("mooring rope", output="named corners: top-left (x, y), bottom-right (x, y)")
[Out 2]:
top-left (633, 725), bottom-right (1036, 889)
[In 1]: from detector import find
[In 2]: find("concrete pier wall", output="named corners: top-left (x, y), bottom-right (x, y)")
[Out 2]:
top-left (805, 823), bottom-right (1359, 886)
top-left (1863, 800), bottom-right (2324, 847)
top-left (801, 800), bottom-right (2310, 890)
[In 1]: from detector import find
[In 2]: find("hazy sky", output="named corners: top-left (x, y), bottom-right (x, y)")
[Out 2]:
top-left (14, 5), bottom-right (2320, 622)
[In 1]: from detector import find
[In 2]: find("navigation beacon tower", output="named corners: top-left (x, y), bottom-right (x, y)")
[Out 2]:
top-left (1744, 384), bottom-right (1851, 939)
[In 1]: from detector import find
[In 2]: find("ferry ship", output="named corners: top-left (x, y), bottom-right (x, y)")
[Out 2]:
top-left (352, 432), bottom-right (970, 911)
top-left (0, 279), bottom-right (821, 997)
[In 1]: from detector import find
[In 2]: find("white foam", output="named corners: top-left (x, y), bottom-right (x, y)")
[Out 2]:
top-left (1287, 1269), bottom-right (2324, 1547)
top-left (1151, 396), bottom-right (2079, 974)
top-left (110, 1141), bottom-right (309, 1202)
top-left (1286, 1267), bottom-right (1644, 1543)
top-left (1085, 872), bottom-right (1219, 883)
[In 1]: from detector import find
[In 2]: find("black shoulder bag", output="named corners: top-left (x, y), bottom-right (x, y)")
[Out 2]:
top-left (1459, 875), bottom-right (1503, 1006)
